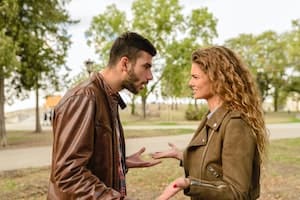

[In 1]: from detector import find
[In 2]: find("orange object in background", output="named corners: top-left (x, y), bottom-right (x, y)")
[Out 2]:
top-left (45, 95), bottom-right (61, 108)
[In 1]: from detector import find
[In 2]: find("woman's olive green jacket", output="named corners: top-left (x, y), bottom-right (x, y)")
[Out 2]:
top-left (183, 104), bottom-right (260, 200)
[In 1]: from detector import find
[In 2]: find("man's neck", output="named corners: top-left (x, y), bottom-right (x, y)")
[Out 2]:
top-left (99, 68), bottom-right (122, 93)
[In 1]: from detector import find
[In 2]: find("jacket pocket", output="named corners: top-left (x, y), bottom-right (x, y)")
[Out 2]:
top-left (206, 164), bottom-right (222, 180)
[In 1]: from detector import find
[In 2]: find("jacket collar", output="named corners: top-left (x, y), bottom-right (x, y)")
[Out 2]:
top-left (94, 72), bottom-right (127, 110)
top-left (206, 103), bottom-right (230, 131)
top-left (187, 104), bottom-right (230, 148)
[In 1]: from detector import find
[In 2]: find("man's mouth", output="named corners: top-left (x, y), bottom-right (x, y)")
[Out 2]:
top-left (140, 83), bottom-right (146, 90)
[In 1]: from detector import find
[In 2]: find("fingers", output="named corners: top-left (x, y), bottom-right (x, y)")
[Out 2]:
top-left (137, 147), bottom-right (146, 154)
top-left (145, 159), bottom-right (162, 167)
top-left (151, 152), bottom-right (165, 159)
top-left (131, 159), bottom-right (162, 168)
top-left (152, 143), bottom-right (177, 159)
top-left (157, 181), bottom-right (182, 200)
top-left (168, 142), bottom-right (176, 149)
top-left (172, 177), bottom-right (190, 189)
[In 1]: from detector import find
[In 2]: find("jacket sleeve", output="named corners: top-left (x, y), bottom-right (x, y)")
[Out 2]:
top-left (184, 118), bottom-right (257, 199)
top-left (51, 95), bottom-right (122, 199)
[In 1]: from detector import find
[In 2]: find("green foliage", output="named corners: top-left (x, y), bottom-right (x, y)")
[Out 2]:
top-left (85, 0), bottom-right (218, 119)
top-left (131, 0), bottom-right (184, 53)
top-left (0, 0), bottom-right (20, 77)
top-left (161, 39), bottom-right (194, 98)
top-left (1, 0), bottom-right (75, 142)
top-left (185, 103), bottom-right (208, 121)
top-left (1, 0), bottom-right (75, 96)
top-left (0, 32), bottom-right (19, 77)
top-left (186, 8), bottom-right (218, 45)
top-left (284, 19), bottom-right (300, 94)
top-left (225, 27), bottom-right (300, 111)
top-left (85, 4), bottom-right (128, 67)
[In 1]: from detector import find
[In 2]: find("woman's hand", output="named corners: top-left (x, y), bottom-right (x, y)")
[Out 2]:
top-left (156, 177), bottom-right (190, 200)
top-left (152, 143), bottom-right (183, 161)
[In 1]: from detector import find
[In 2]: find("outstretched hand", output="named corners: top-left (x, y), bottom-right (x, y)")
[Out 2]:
top-left (126, 147), bottom-right (161, 168)
top-left (152, 143), bottom-right (183, 161)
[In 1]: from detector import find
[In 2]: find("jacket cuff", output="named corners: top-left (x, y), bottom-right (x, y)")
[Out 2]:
top-left (184, 176), bottom-right (227, 196)
top-left (179, 159), bottom-right (183, 167)
top-left (183, 177), bottom-right (199, 195)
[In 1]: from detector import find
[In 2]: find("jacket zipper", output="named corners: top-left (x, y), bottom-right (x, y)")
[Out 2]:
top-left (199, 129), bottom-right (215, 180)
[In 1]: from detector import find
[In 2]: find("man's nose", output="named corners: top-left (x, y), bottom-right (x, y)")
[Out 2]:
top-left (147, 70), bottom-right (153, 80)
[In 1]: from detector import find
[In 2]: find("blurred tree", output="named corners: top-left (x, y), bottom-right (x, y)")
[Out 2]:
top-left (225, 33), bottom-right (270, 101)
top-left (85, 0), bottom-right (217, 118)
top-left (161, 8), bottom-right (217, 110)
top-left (226, 31), bottom-right (294, 112)
top-left (0, 0), bottom-right (74, 145)
top-left (14, 0), bottom-right (74, 133)
top-left (255, 31), bottom-right (288, 112)
top-left (131, 0), bottom-right (185, 118)
top-left (85, 4), bottom-right (128, 67)
top-left (284, 19), bottom-right (300, 94)
top-left (0, 0), bottom-right (20, 146)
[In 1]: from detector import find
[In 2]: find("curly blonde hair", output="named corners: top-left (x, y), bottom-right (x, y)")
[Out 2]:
top-left (192, 46), bottom-right (268, 162)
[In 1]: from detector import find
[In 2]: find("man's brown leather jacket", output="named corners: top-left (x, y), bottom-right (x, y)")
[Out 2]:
top-left (47, 73), bottom-right (127, 199)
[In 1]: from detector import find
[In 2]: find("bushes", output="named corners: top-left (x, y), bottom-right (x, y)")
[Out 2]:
top-left (185, 103), bottom-right (208, 120)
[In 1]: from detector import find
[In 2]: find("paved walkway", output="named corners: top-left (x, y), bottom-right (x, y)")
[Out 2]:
top-left (1, 123), bottom-right (299, 171)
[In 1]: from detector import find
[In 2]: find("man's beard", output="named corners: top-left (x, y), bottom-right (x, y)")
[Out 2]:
top-left (122, 68), bottom-right (140, 94)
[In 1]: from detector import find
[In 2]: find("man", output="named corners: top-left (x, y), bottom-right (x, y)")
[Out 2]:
top-left (47, 32), bottom-right (160, 199)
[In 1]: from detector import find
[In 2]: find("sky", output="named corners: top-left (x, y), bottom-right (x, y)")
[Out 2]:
top-left (5, 0), bottom-right (300, 112)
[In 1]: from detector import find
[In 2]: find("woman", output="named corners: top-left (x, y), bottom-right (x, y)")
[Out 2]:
top-left (154, 46), bottom-right (268, 200)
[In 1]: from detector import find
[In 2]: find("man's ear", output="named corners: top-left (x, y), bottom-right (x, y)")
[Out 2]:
top-left (120, 56), bottom-right (129, 72)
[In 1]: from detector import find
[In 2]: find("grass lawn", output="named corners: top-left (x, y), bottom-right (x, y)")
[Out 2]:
top-left (1, 130), bottom-right (53, 149)
top-left (2, 107), bottom-right (299, 149)
top-left (1, 106), bottom-right (299, 199)
top-left (1, 128), bottom-right (195, 150)
top-left (0, 138), bottom-right (299, 199)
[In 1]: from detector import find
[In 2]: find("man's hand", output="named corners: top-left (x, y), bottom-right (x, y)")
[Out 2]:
top-left (126, 147), bottom-right (161, 168)
top-left (152, 143), bottom-right (183, 161)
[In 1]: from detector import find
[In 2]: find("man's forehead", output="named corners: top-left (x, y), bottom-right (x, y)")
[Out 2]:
top-left (136, 52), bottom-right (153, 64)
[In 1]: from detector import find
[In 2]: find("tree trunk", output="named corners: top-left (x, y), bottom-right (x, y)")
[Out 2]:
top-left (171, 97), bottom-right (174, 110)
top-left (142, 96), bottom-right (147, 119)
top-left (131, 95), bottom-right (136, 115)
top-left (35, 86), bottom-right (42, 133)
top-left (273, 87), bottom-right (279, 112)
top-left (0, 72), bottom-right (7, 147)
top-left (194, 99), bottom-right (198, 111)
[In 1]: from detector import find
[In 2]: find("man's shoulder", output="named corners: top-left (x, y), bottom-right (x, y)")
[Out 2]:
top-left (55, 78), bottom-right (106, 111)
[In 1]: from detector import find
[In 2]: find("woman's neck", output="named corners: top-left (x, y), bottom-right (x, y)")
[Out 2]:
top-left (207, 95), bottom-right (223, 112)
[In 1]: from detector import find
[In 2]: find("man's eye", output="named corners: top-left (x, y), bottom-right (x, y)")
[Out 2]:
top-left (143, 63), bottom-right (152, 69)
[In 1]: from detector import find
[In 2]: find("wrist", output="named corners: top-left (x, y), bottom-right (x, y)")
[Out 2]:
top-left (184, 178), bottom-right (190, 189)
top-left (176, 152), bottom-right (183, 160)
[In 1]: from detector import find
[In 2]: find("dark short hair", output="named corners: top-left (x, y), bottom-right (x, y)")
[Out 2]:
top-left (108, 32), bottom-right (157, 66)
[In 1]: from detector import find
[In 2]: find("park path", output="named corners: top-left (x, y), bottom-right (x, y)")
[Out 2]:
top-left (0, 123), bottom-right (300, 171)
